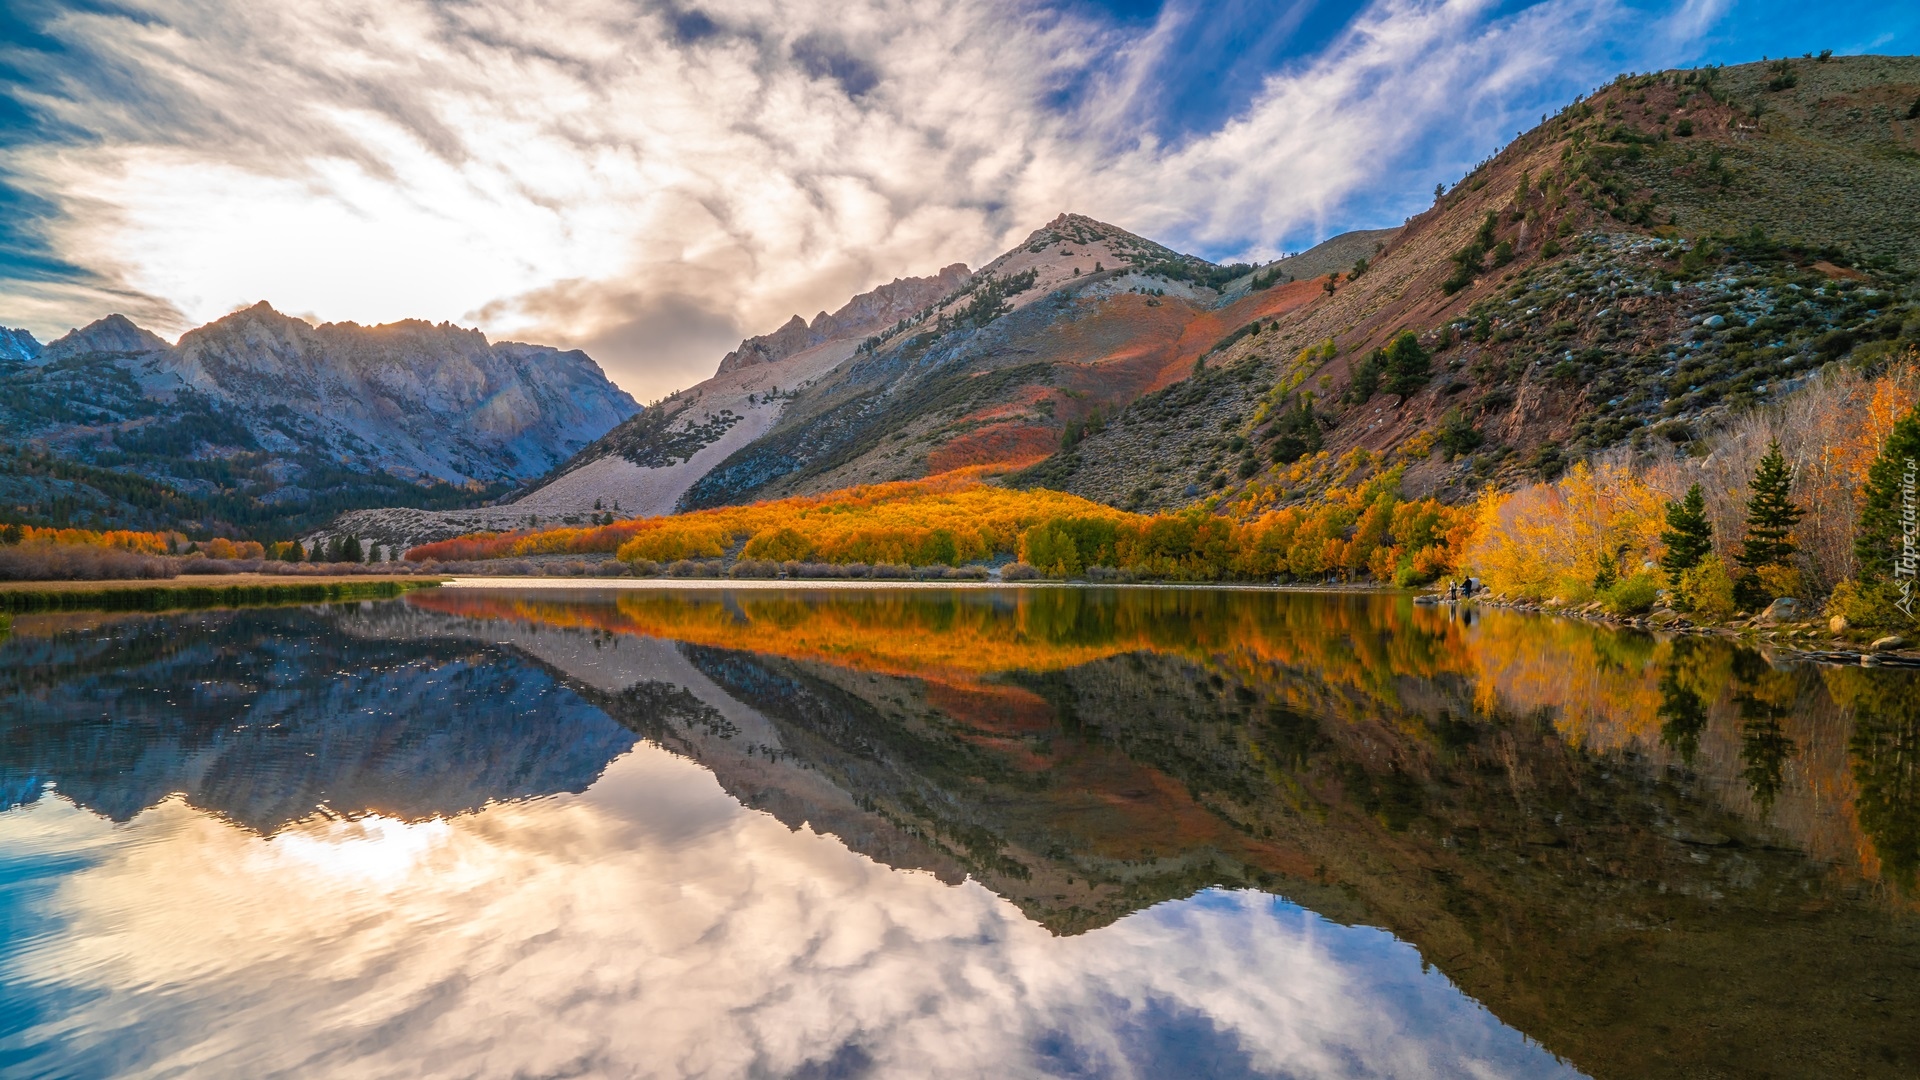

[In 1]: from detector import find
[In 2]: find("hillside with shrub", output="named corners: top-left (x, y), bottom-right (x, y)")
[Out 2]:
top-left (1034, 54), bottom-right (1920, 515)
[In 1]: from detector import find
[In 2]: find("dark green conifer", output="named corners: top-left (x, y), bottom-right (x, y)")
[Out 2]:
top-left (1382, 332), bottom-right (1430, 395)
top-left (1736, 439), bottom-right (1803, 572)
top-left (1854, 405), bottom-right (1920, 586)
top-left (1659, 483), bottom-right (1714, 576)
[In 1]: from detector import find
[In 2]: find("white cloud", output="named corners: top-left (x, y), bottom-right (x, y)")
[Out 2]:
top-left (1, 743), bottom-right (1580, 1078)
top-left (1, 0), bottom-right (1718, 398)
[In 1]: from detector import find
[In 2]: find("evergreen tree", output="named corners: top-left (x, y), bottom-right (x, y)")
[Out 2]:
top-left (1854, 404), bottom-right (1920, 586)
top-left (342, 535), bottom-right (365, 563)
top-left (325, 536), bottom-right (344, 563)
top-left (1736, 439), bottom-right (1803, 572)
top-left (1382, 331), bottom-right (1430, 395)
top-left (1659, 483), bottom-right (1714, 577)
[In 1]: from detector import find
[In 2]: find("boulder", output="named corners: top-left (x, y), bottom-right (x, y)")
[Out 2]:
top-left (1871, 635), bottom-right (1907, 652)
top-left (1830, 614), bottom-right (1849, 634)
top-left (1648, 609), bottom-right (1681, 627)
top-left (1755, 597), bottom-right (1798, 624)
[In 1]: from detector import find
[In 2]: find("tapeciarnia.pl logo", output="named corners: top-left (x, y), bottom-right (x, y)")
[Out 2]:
top-left (1898, 456), bottom-right (1917, 619)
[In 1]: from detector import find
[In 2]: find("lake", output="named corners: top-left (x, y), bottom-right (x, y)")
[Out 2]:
top-left (1, 585), bottom-right (1915, 1079)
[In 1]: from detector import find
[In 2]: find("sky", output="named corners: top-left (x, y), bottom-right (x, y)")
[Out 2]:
top-left (0, 0), bottom-right (1915, 399)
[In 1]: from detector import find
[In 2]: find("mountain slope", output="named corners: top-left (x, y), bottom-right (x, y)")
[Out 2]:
top-left (350, 54), bottom-right (1920, 550)
top-left (0, 306), bottom-right (638, 536)
top-left (331, 261), bottom-right (991, 544)
top-left (330, 216), bottom-right (1431, 548)
top-left (1021, 54), bottom-right (1920, 510)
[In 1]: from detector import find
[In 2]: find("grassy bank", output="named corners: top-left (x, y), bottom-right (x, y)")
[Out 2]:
top-left (0, 575), bottom-right (443, 614)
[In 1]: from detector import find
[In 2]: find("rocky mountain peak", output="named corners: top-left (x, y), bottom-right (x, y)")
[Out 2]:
top-left (715, 262), bottom-right (973, 375)
top-left (41, 313), bottom-right (172, 362)
top-left (0, 326), bottom-right (41, 363)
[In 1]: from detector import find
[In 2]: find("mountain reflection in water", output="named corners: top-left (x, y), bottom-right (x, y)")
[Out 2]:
top-left (0, 587), bottom-right (1915, 1079)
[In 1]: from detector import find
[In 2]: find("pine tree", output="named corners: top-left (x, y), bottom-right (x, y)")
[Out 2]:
top-left (1854, 404), bottom-right (1920, 586)
top-left (342, 535), bottom-right (365, 563)
top-left (1382, 331), bottom-right (1430, 395)
top-left (1659, 483), bottom-right (1714, 576)
top-left (1736, 439), bottom-right (1803, 572)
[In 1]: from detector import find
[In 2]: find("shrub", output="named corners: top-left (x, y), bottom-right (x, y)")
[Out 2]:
top-left (0, 544), bottom-right (178, 581)
top-left (1677, 555), bottom-right (1737, 620)
top-left (1001, 562), bottom-right (1040, 581)
top-left (743, 527), bottom-right (816, 563)
top-left (1436, 408), bottom-right (1483, 459)
top-left (1600, 570), bottom-right (1661, 615)
top-left (1827, 578), bottom-right (1906, 630)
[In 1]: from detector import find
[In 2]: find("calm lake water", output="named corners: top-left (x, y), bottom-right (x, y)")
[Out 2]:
top-left (1, 586), bottom-right (1916, 1079)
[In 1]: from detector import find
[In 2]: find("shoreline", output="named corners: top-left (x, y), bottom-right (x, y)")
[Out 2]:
top-left (0, 575), bottom-right (444, 613)
top-left (435, 576), bottom-right (1398, 594)
top-left (1460, 594), bottom-right (1918, 669)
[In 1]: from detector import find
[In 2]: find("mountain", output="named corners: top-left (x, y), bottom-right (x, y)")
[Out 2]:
top-left (40, 313), bottom-right (171, 362)
top-left (166, 303), bottom-right (637, 484)
top-left (332, 214), bottom-right (1305, 546)
top-left (0, 304), bottom-right (638, 536)
top-left (0, 326), bottom-right (43, 363)
top-left (1025, 54), bottom-right (1920, 507)
top-left (325, 55), bottom-right (1920, 548)
top-left (715, 262), bottom-right (973, 374)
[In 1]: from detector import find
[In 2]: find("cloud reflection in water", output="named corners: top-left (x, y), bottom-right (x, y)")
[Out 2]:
top-left (0, 741), bottom-right (1577, 1079)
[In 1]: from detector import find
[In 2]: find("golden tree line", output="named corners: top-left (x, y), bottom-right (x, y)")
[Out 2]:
top-left (407, 466), bottom-right (1477, 586)
top-left (408, 352), bottom-right (1918, 625)
top-left (1470, 352), bottom-right (1920, 624)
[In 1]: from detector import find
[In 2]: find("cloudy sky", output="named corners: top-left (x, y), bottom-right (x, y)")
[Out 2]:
top-left (1, 0), bottom-right (1914, 398)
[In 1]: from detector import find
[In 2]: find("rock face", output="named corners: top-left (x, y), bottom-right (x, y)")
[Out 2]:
top-left (163, 302), bottom-right (638, 483)
top-left (0, 327), bottom-right (42, 363)
top-left (0, 305), bottom-right (638, 535)
top-left (714, 263), bottom-right (971, 374)
top-left (40, 313), bottom-right (171, 362)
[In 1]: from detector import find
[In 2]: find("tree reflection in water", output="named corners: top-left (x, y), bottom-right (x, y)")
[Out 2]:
top-left (1, 588), bottom-right (1917, 1079)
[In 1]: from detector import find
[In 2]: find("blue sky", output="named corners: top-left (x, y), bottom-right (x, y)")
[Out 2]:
top-left (0, 0), bottom-right (1914, 395)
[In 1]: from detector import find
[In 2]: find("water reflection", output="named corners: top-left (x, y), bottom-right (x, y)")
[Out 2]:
top-left (0, 608), bottom-right (636, 830)
top-left (0, 588), bottom-right (1916, 1078)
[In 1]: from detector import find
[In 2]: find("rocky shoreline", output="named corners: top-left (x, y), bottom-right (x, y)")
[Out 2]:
top-left (1436, 591), bottom-right (1919, 668)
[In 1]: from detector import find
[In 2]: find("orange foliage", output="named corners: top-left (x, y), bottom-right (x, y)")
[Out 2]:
top-left (407, 470), bottom-right (1124, 568)
top-left (1466, 459), bottom-right (1668, 601)
top-left (410, 468), bottom-right (1476, 585)
top-left (199, 537), bottom-right (266, 560)
top-left (924, 424), bottom-right (1058, 474)
top-left (12, 526), bottom-right (180, 555)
